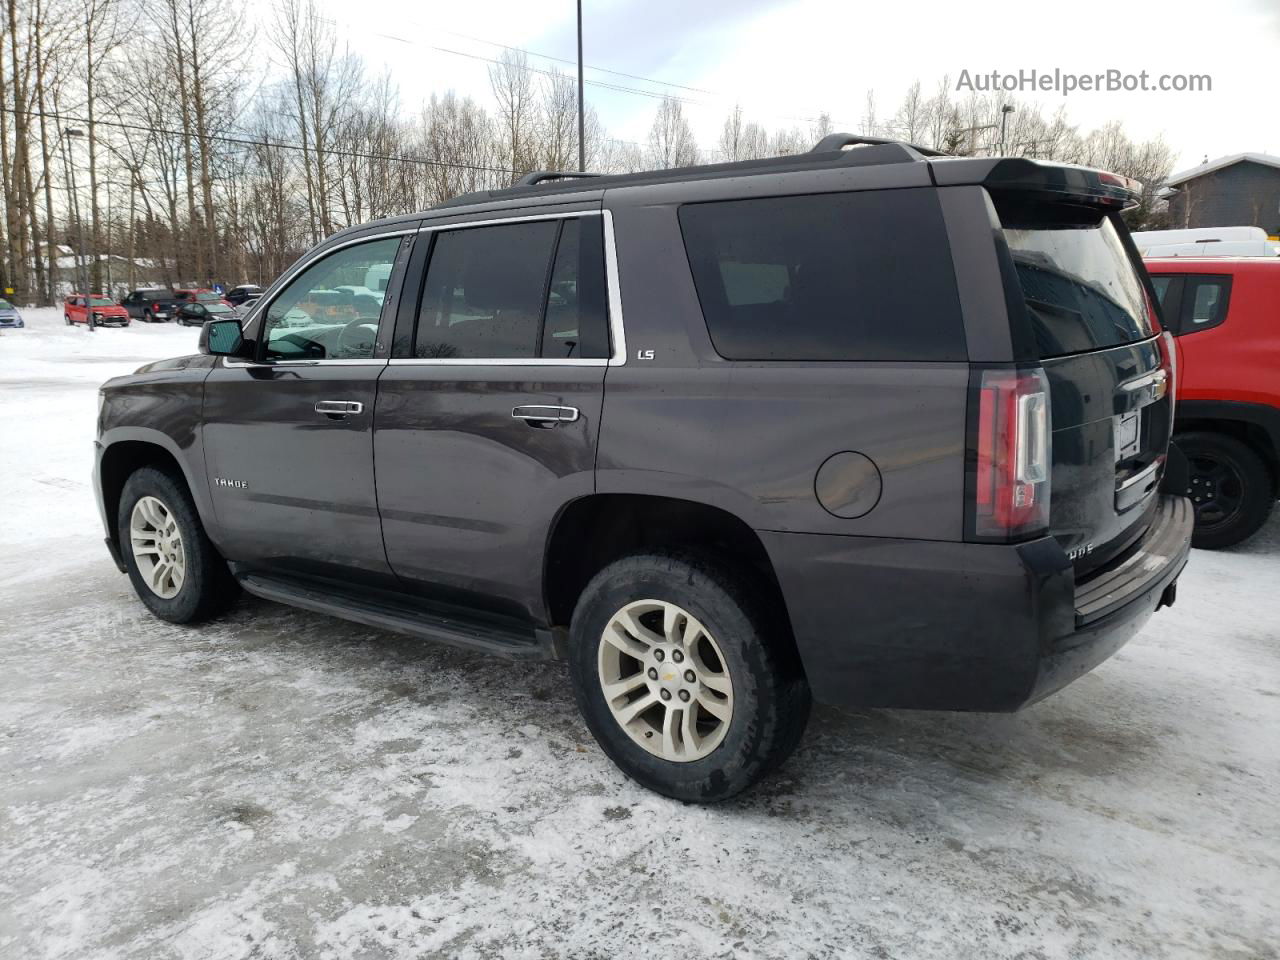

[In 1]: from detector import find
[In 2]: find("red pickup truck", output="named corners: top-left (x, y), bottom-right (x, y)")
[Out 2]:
top-left (1145, 257), bottom-right (1280, 547)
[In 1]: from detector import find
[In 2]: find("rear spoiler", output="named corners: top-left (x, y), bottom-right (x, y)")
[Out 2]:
top-left (930, 156), bottom-right (1143, 210)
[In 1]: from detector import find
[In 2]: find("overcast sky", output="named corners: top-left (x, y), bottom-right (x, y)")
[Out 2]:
top-left (314, 0), bottom-right (1280, 173)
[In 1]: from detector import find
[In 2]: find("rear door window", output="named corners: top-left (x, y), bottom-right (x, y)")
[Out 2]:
top-left (1179, 276), bottom-right (1231, 333)
top-left (678, 189), bottom-right (966, 362)
top-left (414, 217), bottom-right (610, 360)
top-left (998, 207), bottom-right (1153, 358)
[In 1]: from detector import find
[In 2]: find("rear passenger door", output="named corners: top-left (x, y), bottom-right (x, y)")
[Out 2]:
top-left (374, 210), bottom-right (614, 621)
top-left (1149, 273), bottom-right (1232, 402)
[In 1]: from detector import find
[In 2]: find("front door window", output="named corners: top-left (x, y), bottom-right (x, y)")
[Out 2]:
top-left (260, 237), bottom-right (403, 361)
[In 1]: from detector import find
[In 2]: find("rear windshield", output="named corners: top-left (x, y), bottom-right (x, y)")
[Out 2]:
top-left (196, 291), bottom-right (221, 301)
top-left (679, 189), bottom-right (966, 362)
top-left (1000, 208), bottom-right (1153, 359)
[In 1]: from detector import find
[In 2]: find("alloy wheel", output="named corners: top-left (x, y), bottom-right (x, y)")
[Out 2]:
top-left (129, 495), bottom-right (186, 599)
top-left (597, 599), bottom-right (734, 762)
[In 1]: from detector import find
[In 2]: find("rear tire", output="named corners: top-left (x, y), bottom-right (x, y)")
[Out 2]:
top-left (117, 466), bottom-right (239, 623)
top-left (64, 314), bottom-right (72, 326)
top-left (568, 552), bottom-right (811, 802)
top-left (1178, 431), bottom-right (1275, 549)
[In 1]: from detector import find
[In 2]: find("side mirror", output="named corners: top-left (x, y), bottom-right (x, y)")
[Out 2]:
top-left (199, 318), bottom-right (247, 357)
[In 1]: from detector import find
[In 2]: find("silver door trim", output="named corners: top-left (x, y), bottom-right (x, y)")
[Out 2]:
top-left (602, 208), bottom-right (627, 367)
top-left (417, 208), bottom-right (601, 233)
top-left (388, 207), bottom-right (627, 369)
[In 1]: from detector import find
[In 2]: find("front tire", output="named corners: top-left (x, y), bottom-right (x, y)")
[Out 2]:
top-left (118, 466), bottom-right (238, 622)
top-left (568, 552), bottom-right (810, 802)
top-left (1179, 431), bottom-right (1275, 549)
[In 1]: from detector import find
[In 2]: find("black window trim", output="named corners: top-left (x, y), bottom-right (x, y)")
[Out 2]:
top-left (1147, 274), bottom-right (1185, 335)
top-left (388, 208), bottom-right (627, 368)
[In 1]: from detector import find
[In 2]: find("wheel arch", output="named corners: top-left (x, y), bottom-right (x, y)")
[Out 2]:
top-left (99, 432), bottom-right (207, 554)
top-left (542, 493), bottom-right (800, 667)
top-left (1176, 401), bottom-right (1280, 496)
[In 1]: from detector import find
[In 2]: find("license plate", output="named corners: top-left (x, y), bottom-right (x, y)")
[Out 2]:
top-left (1115, 411), bottom-right (1142, 461)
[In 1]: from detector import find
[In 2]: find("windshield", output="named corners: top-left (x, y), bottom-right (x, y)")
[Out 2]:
top-left (1000, 207), bottom-right (1152, 359)
top-left (90, 297), bottom-right (115, 307)
top-left (196, 291), bottom-right (221, 301)
top-left (0, 299), bottom-right (12, 309)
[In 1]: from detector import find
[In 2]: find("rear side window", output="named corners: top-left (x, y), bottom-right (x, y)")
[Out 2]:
top-left (414, 217), bottom-right (610, 360)
top-left (678, 189), bottom-right (966, 362)
top-left (998, 205), bottom-right (1153, 358)
top-left (1181, 276), bottom-right (1231, 333)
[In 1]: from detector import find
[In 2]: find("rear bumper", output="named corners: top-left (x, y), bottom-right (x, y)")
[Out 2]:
top-left (761, 494), bottom-right (1193, 712)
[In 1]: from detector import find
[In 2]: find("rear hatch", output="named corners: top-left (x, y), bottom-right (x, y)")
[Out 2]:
top-left (993, 192), bottom-right (1172, 578)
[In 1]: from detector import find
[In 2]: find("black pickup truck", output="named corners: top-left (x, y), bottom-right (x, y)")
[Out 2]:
top-left (94, 137), bottom-right (1194, 802)
top-left (120, 288), bottom-right (184, 323)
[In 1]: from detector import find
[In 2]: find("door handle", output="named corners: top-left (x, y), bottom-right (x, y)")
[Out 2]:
top-left (315, 400), bottom-right (364, 417)
top-left (511, 404), bottom-right (580, 426)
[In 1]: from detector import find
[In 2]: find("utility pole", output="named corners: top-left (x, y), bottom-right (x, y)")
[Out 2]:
top-left (60, 127), bottom-right (94, 332)
top-left (577, 0), bottom-right (585, 172)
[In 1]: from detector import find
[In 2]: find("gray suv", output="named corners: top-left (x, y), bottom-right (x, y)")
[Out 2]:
top-left (94, 135), bottom-right (1193, 801)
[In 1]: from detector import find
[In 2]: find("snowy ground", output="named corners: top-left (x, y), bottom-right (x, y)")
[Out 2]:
top-left (1, 307), bottom-right (1277, 960)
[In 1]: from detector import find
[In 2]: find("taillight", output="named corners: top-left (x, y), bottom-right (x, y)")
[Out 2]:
top-left (971, 367), bottom-right (1052, 541)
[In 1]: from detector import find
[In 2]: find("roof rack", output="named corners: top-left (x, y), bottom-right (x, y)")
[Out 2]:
top-left (809, 133), bottom-right (947, 159)
top-left (515, 170), bottom-right (604, 188)
top-left (430, 139), bottom-right (943, 211)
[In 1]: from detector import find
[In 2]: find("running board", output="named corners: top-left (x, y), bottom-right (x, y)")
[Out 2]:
top-left (235, 571), bottom-right (554, 660)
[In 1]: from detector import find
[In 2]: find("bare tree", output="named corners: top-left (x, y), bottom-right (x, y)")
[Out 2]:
top-left (892, 81), bottom-right (925, 144)
top-left (647, 96), bottom-right (699, 169)
top-left (718, 104), bottom-right (746, 162)
top-left (488, 49), bottom-right (535, 183)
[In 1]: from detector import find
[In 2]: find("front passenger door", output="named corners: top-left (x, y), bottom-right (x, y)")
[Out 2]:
top-left (201, 232), bottom-right (412, 586)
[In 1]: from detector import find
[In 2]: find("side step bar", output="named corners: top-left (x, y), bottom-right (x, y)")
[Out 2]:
top-left (236, 571), bottom-right (555, 661)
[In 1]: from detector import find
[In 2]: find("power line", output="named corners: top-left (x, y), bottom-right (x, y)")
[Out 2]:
top-left (328, 16), bottom-right (851, 130)
top-left (352, 26), bottom-right (704, 106)
top-left (414, 23), bottom-right (717, 96)
top-left (0, 105), bottom-right (514, 176)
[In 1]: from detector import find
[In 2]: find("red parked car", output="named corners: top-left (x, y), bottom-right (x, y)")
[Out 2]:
top-left (64, 294), bottom-right (130, 328)
top-left (174, 288), bottom-right (233, 309)
top-left (1145, 256), bottom-right (1280, 547)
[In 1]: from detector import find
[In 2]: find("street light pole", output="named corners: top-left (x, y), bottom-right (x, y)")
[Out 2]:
top-left (60, 127), bottom-right (94, 332)
top-left (1000, 104), bottom-right (1015, 155)
top-left (577, 0), bottom-right (585, 172)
